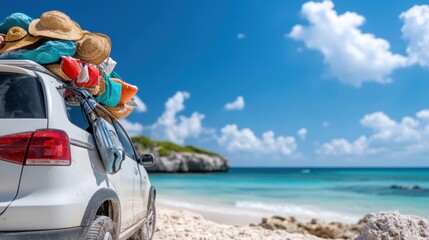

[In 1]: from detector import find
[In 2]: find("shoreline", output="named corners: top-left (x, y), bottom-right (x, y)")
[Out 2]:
top-left (157, 202), bottom-right (262, 225)
top-left (156, 194), bottom-right (360, 225)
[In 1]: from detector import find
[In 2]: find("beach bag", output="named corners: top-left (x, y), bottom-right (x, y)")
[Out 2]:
top-left (95, 75), bottom-right (122, 107)
top-left (111, 78), bottom-right (138, 105)
top-left (0, 40), bottom-right (76, 64)
top-left (61, 56), bottom-right (80, 79)
top-left (77, 94), bottom-right (125, 174)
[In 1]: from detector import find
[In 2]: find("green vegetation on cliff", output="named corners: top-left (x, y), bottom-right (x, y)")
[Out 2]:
top-left (131, 136), bottom-right (222, 158)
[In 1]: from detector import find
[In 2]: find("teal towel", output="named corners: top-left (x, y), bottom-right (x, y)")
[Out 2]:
top-left (0, 13), bottom-right (33, 33)
top-left (0, 40), bottom-right (76, 64)
top-left (96, 75), bottom-right (122, 107)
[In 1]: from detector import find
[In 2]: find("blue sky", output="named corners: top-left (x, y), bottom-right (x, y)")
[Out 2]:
top-left (4, 0), bottom-right (429, 167)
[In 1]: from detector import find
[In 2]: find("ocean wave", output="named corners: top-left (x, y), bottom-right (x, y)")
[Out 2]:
top-left (157, 197), bottom-right (359, 223)
top-left (234, 201), bottom-right (359, 223)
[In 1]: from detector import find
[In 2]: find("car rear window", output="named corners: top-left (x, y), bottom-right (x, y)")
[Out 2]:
top-left (0, 72), bottom-right (46, 118)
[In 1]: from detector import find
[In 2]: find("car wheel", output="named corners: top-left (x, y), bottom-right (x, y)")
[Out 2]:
top-left (132, 193), bottom-right (156, 240)
top-left (85, 215), bottom-right (116, 240)
top-left (143, 195), bottom-right (156, 240)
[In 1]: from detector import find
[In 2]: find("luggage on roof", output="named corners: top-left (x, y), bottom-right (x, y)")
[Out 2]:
top-left (0, 11), bottom-right (139, 119)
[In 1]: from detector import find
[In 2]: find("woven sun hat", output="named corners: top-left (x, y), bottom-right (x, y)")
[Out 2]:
top-left (84, 75), bottom-right (105, 96)
top-left (0, 27), bottom-right (41, 53)
top-left (29, 11), bottom-right (83, 41)
top-left (75, 32), bottom-right (111, 65)
top-left (85, 85), bottom-right (100, 96)
top-left (0, 34), bottom-right (6, 49)
top-left (103, 104), bottom-right (134, 119)
top-left (97, 75), bottom-right (106, 95)
top-left (44, 63), bottom-right (73, 81)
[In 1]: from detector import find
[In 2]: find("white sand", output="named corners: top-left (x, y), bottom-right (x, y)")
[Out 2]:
top-left (154, 207), bottom-right (323, 240)
top-left (157, 202), bottom-right (262, 225)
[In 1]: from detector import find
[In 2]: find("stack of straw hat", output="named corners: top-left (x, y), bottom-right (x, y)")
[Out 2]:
top-left (0, 11), bottom-right (137, 119)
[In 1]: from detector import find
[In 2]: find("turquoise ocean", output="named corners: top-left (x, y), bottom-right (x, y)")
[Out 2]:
top-left (150, 168), bottom-right (429, 223)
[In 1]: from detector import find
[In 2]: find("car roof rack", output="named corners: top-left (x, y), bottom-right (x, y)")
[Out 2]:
top-left (0, 59), bottom-right (58, 79)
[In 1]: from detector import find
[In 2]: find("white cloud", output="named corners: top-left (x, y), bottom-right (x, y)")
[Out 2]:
top-left (317, 136), bottom-right (371, 156)
top-left (237, 33), bottom-right (246, 39)
top-left (149, 91), bottom-right (205, 144)
top-left (297, 128), bottom-right (308, 140)
top-left (224, 96), bottom-right (245, 111)
top-left (317, 109), bottom-right (429, 156)
top-left (133, 95), bottom-right (147, 113)
top-left (289, 1), bottom-right (408, 87)
top-left (218, 124), bottom-right (297, 156)
top-left (119, 119), bottom-right (144, 137)
top-left (400, 5), bottom-right (429, 67)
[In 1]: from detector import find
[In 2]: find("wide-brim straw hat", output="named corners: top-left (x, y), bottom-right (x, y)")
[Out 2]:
top-left (0, 26), bottom-right (40, 53)
top-left (75, 32), bottom-right (111, 65)
top-left (103, 104), bottom-right (133, 119)
top-left (44, 63), bottom-right (73, 81)
top-left (85, 75), bottom-right (106, 96)
top-left (0, 33), bottom-right (6, 49)
top-left (85, 85), bottom-right (100, 96)
top-left (29, 10), bottom-right (83, 41)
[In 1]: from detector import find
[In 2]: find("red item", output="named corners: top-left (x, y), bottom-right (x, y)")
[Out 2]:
top-left (73, 61), bottom-right (100, 87)
top-left (86, 64), bottom-right (100, 87)
top-left (61, 56), bottom-right (80, 80)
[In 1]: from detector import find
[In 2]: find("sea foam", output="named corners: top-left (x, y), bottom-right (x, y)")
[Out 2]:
top-left (157, 197), bottom-right (359, 223)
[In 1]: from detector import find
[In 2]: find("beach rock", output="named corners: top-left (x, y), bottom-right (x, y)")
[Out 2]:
top-left (390, 184), bottom-right (421, 190)
top-left (258, 215), bottom-right (368, 239)
top-left (145, 151), bottom-right (229, 173)
top-left (355, 211), bottom-right (429, 240)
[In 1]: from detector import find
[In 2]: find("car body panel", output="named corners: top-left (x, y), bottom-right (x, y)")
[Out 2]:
top-left (0, 60), bottom-right (153, 238)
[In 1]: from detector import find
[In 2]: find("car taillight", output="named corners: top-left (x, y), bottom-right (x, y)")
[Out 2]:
top-left (0, 132), bottom-right (33, 165)
top-left (25, 129), bottom-right (71, 166)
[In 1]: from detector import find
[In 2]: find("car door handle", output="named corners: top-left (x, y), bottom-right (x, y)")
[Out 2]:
top-left (134, 168), bottom-right (138, 175)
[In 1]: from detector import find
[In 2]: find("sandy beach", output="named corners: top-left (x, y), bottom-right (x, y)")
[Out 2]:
top-left (154, 207), bottom-right (323, 240)
top-left (153, 205), bottom-right (429, 240)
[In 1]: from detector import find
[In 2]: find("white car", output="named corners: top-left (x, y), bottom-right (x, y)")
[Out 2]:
top-left (0, 60), bottom-right (156, 240)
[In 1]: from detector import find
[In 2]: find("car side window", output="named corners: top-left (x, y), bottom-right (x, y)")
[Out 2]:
top-left (66, 103), bottom-right (91, 133)
top-left (113, 121), bottom-right (137, 160)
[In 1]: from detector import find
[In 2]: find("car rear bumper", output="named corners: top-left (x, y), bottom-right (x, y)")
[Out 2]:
top-left (0, 226), bottom-right (85, 240)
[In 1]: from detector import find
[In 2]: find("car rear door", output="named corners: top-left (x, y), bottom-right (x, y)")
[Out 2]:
top-left (0, 66), bottom-right (47, 214)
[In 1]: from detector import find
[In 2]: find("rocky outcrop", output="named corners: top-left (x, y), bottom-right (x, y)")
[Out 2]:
top-left (257, 215), bottom-right (368, 240)
top-left (145, 151), bottom-right (229, 173)
top-left (258, 212), bottom-right (429, 240)
top-left (355, 211), bottom-right (429, 240)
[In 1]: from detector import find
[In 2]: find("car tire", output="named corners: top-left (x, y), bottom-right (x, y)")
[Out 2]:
top-left (131, 193), bottom-right (156, 240)
top-left (143, 196), bottom-right (156, 240)
top-left (85, 215), bottom-right (116, 240)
